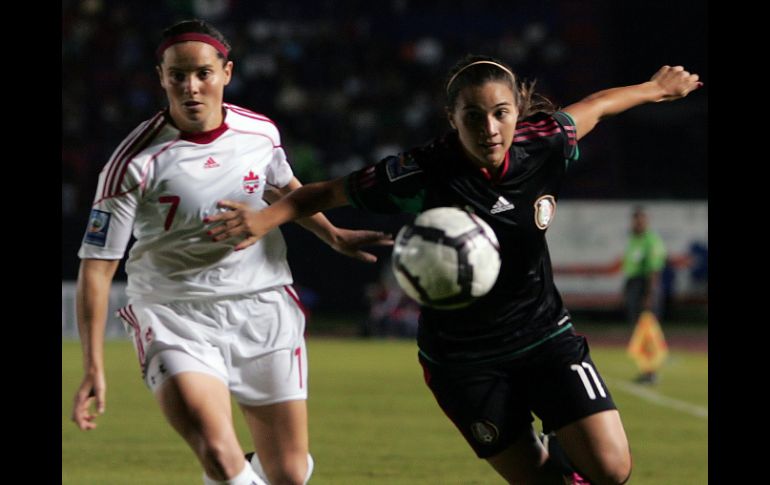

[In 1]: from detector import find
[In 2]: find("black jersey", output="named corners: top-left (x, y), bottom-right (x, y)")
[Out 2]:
top-left (345, 111), bottom-right (579, 365)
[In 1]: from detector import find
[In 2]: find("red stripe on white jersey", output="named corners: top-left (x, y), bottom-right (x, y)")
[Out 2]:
top-left (138, 139), bottom-right (181, 195)
top-left (93, 138), bottom-right (180, 205)
top-left (127, 305), bottom-right (146, 366)
top-left (294, 347), bottom-right (303, 389)
top-left (102, 113), bottom-right (164, 200)
top-left (227, 127), bottom-right (280, 149)
top-left (225, 103), bottom-right (276, 125)
top-left (93, 185), bottom-right (140, 206)
top-left (109, 120), bottom-right (168, 198)
top-left (102, 112), bottom-right (165, 199)
top-left (284, 285), bottom-right (308, 317)
top-left (101, 132), bottom-right (142, 200)
top-left (118, 305), bottom-right (145, 366)
top-left (104, 114), bottom-right (167, 199)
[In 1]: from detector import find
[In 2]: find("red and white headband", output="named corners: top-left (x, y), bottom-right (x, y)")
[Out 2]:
top-left (156, 33), bottom-right (229, 61)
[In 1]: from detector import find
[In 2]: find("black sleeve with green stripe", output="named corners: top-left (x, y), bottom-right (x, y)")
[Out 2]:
top-left (552, 111), bottom-right (580, 165)
top-left (344, 154), bottom-right (427, 214)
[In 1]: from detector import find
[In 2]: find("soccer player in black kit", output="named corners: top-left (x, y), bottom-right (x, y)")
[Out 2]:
top-left (205, 55), bottom-right (702, 485)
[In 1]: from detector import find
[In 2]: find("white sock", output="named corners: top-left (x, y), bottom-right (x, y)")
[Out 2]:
top-left (249, 451), bottom-right (314, 484)
top-left (303, 453), bottom-right (314, 484)
top-left (203, 460), bottom-right (267, 485)
top-left (248, 452), bottom-right (268, 482)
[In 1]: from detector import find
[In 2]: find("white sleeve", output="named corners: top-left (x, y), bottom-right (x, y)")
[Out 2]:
top-left (265, 132), bottom-right (294, 188)
top-left (77, 158), bottom-right (142, 260)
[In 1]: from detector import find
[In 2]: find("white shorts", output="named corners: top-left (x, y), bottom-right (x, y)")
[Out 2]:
top-left (117, 285), bottom-right (308, 406)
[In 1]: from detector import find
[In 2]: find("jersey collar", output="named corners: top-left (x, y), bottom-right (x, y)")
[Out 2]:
top-left (165, 108), bottom-right (229, 144)
top-left (447, 132), bottom-right (512, 185)
top-left (478, 150), bottom-right (511, 185)
top-left (179, 121), bottom-right (229, 144)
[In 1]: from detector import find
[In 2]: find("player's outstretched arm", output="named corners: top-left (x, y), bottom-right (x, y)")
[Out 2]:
top-left (206, 176), bottom-right (392, 256)
top-left (563, 65), bottom-right (702, 140)
top-left (72, 258), bottom-right (119, 431)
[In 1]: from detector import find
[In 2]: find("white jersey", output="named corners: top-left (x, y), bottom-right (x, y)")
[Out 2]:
top-left (78, 103), bottom-right (296, 303)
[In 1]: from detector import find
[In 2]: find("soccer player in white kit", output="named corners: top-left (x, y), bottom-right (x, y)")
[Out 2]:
top-left (70, 19), bottom-right (391, 485)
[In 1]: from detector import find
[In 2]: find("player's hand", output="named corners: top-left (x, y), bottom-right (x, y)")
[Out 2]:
top-left (651, 65), bottom-right (702, 101)
top-left (205, 200), bottom-right (268, 251)
top-left (72, 371), bottom-right (106, 430)
top-left (328, 228), bottom-right (394, 263)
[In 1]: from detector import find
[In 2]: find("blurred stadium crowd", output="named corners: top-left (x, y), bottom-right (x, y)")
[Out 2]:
top-left (62, 0), bottom-right (706, 314)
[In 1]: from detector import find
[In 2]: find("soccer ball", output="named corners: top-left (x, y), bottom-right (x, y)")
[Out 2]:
top-left (392, 207), bottom-right (501, 309)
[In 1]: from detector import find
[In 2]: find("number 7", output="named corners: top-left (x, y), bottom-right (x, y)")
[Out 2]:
top-left (159, 195), bottom-right (180, 231)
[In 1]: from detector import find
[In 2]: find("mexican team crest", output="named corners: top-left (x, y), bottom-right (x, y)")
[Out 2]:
top-left (534, 195), bottom-right (556, 230)
top-left (243, 170), bottom-right (261, 194)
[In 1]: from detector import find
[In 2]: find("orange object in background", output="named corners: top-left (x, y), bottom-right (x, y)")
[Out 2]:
top-left (627, 310), bottom-right (669, 373)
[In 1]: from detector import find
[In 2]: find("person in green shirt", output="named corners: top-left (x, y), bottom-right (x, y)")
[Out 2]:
top-left (622, 207), bottom-right (667, 383)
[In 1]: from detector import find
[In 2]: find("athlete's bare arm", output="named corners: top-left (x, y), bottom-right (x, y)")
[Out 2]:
top-left (563, 65), bottom-right (702, 140)
top-left (71, 258), bottom-right (119, 430)
top-left (215, 176), bottom-right (390, 256)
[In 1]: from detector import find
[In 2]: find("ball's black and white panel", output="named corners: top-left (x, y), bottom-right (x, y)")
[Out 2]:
top-left (392, 207), bottom-right (501, 309)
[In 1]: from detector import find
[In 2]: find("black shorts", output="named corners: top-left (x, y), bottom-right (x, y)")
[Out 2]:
top-left (418, 330), bottom-right (616, 458)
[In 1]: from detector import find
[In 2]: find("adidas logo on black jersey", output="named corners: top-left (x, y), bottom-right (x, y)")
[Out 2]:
top-left (490, 196), bottom-right (515, 214)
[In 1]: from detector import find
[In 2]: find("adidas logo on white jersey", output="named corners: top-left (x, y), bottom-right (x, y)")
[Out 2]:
top-left (204, 157), bottom-right (221, 169)
top-left (490, 196), bottom-right (515, 214)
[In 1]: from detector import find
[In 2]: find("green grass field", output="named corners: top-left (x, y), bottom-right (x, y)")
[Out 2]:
top-left (62, 338), bottom-right (707, 484)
